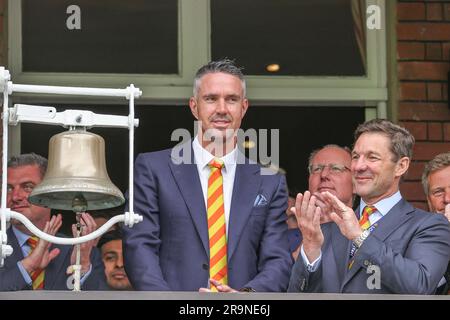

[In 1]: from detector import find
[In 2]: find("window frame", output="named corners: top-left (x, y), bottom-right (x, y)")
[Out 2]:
top-left (9, 0), bottom-right (387, 112)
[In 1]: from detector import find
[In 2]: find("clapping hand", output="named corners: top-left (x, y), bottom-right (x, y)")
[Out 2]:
top-left (290, 191), bottom-right (324, 262)
top-left (321, 191), bottom-right (362, 240)
top-left (22, 214), bottom-right (62, 275)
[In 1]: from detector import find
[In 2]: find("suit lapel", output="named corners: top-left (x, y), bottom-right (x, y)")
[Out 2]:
top-left (169, 151), bottom-right (209, 256)
top-left (5, 228), bottom-right (25, 269)
top-left (340, 205), bottom-right (362, 290)
top-left (341, 199), bottom-right (415, 289)
top-left (330, 223), bottom-right (351, 285)
top-left (367, 199), bottom-right (415, 242)
top-left (227, 163), bottom-right (261, 261)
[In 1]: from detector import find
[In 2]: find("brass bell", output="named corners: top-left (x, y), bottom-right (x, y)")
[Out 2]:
top-left (29, 128), bottom-right (125, 212)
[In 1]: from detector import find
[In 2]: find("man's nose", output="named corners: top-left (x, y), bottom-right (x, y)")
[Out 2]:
top-left (216, 98), bottom-right (228, 113)
top-left (116, 255), bottom-right (124, 268)
top-left (352, 157), bottom-right (367, 172)
top-left (444, 189), bottom-right (450, 205)
top-left (320, 166), bottom-right (331, 179)
top-left (10, 187), bottom-right (26, 202)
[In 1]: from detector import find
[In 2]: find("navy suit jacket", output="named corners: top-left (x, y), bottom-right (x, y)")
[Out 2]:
top-left (123, 147), bottom-right (293, 291)
top-left (0, 228), bottom-right (107, 291)
top-left (288, 199), bottom-right (450, 294)
top-left (436, 262), bottom-right (450, 294)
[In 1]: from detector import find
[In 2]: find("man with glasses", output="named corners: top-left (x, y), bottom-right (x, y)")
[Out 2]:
top-left (287, 145), bottom-right (354, 260)
top-left (288, 119), bottom-right (450, 294)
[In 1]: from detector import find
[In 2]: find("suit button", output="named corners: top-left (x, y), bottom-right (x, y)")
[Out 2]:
top-left (363, 260), bottom-right (371, 266)
top-left (202, 263), bottom-right (208, 270)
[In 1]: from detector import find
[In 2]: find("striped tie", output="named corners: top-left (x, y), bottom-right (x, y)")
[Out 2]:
top-left (348, 206), bottom-right (377, 269)
top-left (359, 205), bottom-right (376, 230)
top-left (207, 159), bottom-right (228, 291)
top-left (27, 236), bottom-right (45, 290)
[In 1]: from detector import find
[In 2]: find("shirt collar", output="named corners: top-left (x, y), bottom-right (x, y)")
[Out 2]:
top-left (192, 136), bottom-right (237, 171)
top-left (12, 226), bottom-right (32, 248)
top-left (359, 190), bottom-right (402, 217)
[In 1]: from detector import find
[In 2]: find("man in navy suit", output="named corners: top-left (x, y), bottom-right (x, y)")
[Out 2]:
top-left (0, 153), bottom-right (106, 291)
top-left (288, 119), bottom-right (450, 294)
top-left (422, 152), bottom-right (450, 294)
top-left (123, 59), bottom-right (292, 292)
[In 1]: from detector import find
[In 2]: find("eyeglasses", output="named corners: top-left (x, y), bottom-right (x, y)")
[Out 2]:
top-left (308, 163), bottom-right (350, 175)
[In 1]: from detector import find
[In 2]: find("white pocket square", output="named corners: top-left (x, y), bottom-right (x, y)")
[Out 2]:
top-left (253, 194), bottom-right (268, 207)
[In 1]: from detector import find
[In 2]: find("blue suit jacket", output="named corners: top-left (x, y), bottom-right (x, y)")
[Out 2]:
top-left (0, 228), bottom-right (107, 291)
top-left (123, 147), bottom-right (293, 291)
top-left (288, 199), bottom-right (450, 294)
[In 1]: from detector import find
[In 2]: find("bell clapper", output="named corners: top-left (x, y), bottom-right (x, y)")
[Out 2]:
top-left (72, 211), bottom-right (82, 292)
top-left (71, 195), bottom-right (86, 292)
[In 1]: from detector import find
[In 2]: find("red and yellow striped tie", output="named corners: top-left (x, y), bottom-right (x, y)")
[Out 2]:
top-left (27, 236), bottom-right (45, 290)
top-left (359, 205), bottom-right (377, 230)
top-left (207, 159), bottom-right (228, 291)
top-left (348, 205), bottom-right (378, 269)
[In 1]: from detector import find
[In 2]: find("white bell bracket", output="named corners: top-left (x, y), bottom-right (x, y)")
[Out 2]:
top-left (0, 67), bottom-right (143, 268)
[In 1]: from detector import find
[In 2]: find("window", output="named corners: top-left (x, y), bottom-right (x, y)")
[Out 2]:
top-left (22, 0), bottom-right (178, 74)
top-left (211, 0), bottom-right (366, 76)
top-left (9, 0), bottom-right (387, 108)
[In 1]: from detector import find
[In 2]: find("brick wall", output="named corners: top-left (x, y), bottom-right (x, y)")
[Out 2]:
top-left (397, 0), bottom-right (450, 210)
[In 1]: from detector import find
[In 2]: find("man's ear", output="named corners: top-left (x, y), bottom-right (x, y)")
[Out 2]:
top-left (395, 156), bottom-right (410, 177)
top-left (189, 97), bottom-right (199, 119)
top-left (241, 98), bottom-right (249, 118)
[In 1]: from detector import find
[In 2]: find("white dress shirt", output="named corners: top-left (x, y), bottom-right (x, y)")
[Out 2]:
top-left (192, 136), bottom-right (238, 236)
